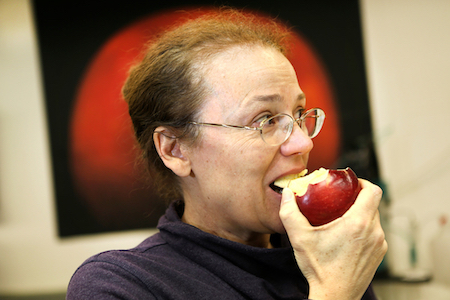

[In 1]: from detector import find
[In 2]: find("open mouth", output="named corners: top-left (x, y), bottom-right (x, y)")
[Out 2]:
top-left (270, 169), bottom-right (309, 195)
top-left (270, 182), bottom-right (283, 194)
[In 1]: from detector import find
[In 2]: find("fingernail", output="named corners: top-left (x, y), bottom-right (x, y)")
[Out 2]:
top-left (282, 187), bottom-right (294, 203)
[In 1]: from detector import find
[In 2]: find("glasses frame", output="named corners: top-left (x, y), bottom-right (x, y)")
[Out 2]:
top-left (190, 107), bottom-right (325, 146)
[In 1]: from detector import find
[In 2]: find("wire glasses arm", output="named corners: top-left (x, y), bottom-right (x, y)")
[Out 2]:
top-left (190, 122), bottom-right (260, 131)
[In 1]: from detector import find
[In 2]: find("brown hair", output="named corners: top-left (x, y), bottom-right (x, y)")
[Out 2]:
top-left (122, 8), bottom-right (292, 201)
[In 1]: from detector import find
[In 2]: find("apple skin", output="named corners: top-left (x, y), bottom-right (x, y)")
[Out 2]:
top-left (295, 168), bottom-right (361, 226)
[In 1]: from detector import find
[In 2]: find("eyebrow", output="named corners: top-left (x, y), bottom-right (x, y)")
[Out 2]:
top-left (252, 92), bottom-right (306, 102)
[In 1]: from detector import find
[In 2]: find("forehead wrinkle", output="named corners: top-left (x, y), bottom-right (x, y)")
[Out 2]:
top-left (250, 94), bottom-right (282, 103)
top-left (233, 93), bottom-right (279, 114)
top-left (239, 91), bottom-right (306, 110)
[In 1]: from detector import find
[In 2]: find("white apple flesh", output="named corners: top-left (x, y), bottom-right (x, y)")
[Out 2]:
top-left (275, 167), bottom-right (361, 226)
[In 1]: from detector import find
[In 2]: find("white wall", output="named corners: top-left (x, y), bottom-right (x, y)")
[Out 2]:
top-left (360, 0), bottom-right (450, 280)
top-left (0, 0), bottom-right (449, 295)
top-left (0, 0), bottom-right (155, 295)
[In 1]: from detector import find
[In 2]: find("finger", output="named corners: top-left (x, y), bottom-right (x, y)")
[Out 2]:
top-left (279, 188), bottom-right (311, 232)
top-left (344, 179), bottom-right (383, 220)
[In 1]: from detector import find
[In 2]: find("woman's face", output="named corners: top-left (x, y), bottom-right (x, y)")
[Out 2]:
top-left (180, 45), bottom-right (314, 245)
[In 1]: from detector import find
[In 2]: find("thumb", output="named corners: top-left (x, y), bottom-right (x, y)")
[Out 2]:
top-left (279, 188), bottom-right (310, 231)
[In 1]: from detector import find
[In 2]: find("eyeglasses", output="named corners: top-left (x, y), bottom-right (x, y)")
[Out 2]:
top-left (190, 108), bottom-right (325, 146)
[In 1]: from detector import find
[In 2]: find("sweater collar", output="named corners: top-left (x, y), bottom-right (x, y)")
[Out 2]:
top-left (158, 201), bottom-right (304, 277)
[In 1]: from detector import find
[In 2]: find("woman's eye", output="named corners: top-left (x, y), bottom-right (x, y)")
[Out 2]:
top-left (253, 114), bottom-right (272, 127)
top-left (295, 108), bottom-right (305, 119)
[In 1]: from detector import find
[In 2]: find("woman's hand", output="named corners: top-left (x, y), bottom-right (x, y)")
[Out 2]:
top-left (279, 179), bottom-right (387, 300)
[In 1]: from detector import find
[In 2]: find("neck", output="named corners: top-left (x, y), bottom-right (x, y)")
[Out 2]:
top-left (180, 201), bottom-right (273, 248)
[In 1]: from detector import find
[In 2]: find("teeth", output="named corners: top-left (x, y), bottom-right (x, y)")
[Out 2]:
top-left (274, 169), bottom-right (308, 189)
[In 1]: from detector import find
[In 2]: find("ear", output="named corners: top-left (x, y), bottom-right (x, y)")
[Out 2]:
top-left (153, 126), bottom-right (191, 177)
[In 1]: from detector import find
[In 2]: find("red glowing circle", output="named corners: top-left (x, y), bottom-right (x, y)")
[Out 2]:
top-left (69, 7), bottom-right (341, 226)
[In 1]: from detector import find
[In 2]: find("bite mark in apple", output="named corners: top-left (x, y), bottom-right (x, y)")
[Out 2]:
top-left (275, 167), bottom-right (361, 226)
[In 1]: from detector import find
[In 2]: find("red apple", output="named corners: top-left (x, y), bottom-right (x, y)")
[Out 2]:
top-left (275, 167), bottom-right (361, 226)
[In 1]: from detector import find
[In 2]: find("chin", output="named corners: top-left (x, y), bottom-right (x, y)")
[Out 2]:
top-left (264, 213), bottom-right (286, 235)
top-left (272, 225), bottom-right (287, 235)
top-left (258, 189), bottom-right (283, 232)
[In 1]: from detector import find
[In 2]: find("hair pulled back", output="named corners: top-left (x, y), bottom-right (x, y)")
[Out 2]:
top-left (122, 8), bottom-right (292, 201)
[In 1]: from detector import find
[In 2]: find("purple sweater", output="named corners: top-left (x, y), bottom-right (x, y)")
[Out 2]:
top-left (67, 201), bottom-right (377, 299)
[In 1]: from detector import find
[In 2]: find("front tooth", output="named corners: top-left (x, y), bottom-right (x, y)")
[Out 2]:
top-left (274, 169), bottom-right (308, 188)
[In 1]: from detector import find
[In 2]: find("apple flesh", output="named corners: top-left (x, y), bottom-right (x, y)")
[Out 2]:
top-left (275, 167), bottom-right (361, 226)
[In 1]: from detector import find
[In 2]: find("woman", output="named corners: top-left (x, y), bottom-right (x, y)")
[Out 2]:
top-left (67, 8), bottom-right (387, 299)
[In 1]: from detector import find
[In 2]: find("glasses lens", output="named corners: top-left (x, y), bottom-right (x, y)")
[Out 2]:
top-left (261, 115), bottom-right (293, 145)
top-left (301, 108), bottom-right (325, 138)
top-left (261, 109), bottom-right (325, 145)
top-left (303, 110), bottom-right (318, 137)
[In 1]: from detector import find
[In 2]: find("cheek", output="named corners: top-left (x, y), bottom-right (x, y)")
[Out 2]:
top-left (223, 140), bottom-right (271, 175)
top-left (194, 135), bottom-right (271, 185)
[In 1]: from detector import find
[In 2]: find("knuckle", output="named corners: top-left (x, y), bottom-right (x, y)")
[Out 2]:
top-left (376, 229), bottom-right (387, 247)
top-left (351, 216), bottom-right (368, 232)
top-left (371, 184), bottom-right (383, 199)
top-left (382, 239), bottom-right (389, 254)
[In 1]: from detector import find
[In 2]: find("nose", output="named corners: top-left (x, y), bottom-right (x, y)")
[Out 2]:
top-left (279, 122), bottom-right (313, 156)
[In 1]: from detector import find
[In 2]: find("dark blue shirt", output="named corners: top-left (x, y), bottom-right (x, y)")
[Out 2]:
top-left (67, 201), bottom-right (377, 299)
